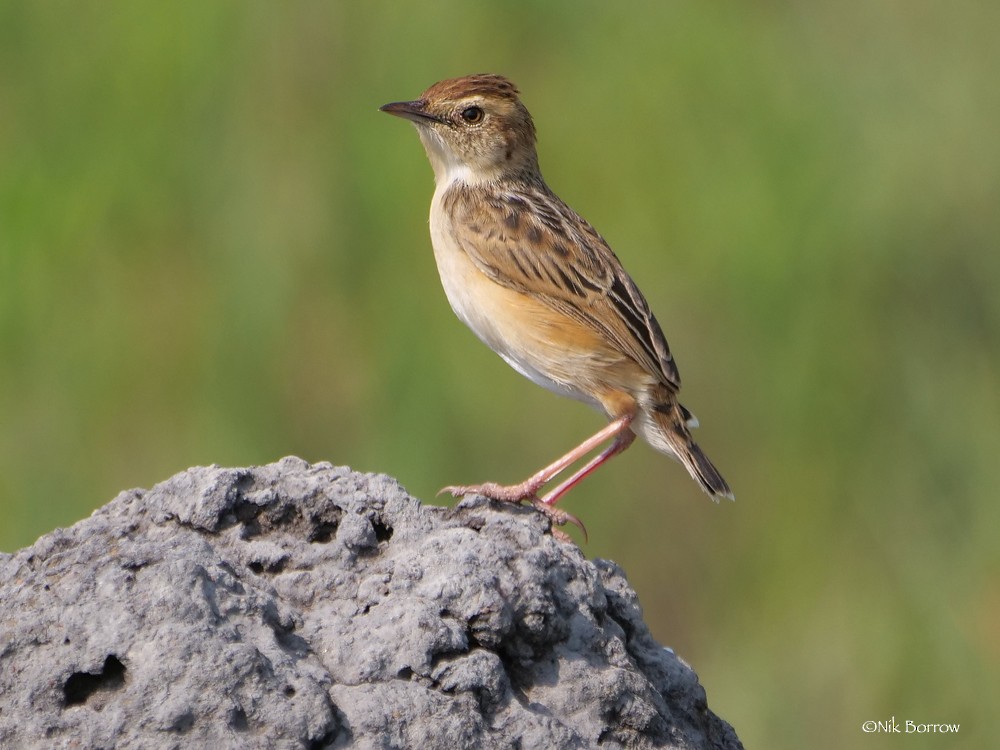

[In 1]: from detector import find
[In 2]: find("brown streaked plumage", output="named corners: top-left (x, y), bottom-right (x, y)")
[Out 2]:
top-left (380, 74), bottom-right (733, 533)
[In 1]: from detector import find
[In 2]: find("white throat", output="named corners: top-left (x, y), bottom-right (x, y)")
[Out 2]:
top-left (415, 126), bottom-right (488, 189)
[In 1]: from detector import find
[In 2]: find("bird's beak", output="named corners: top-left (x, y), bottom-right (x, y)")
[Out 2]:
top-left (379, 99), bottom-right (444, 125)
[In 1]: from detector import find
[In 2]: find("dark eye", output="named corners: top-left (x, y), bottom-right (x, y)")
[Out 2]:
top-left (460, 106), bottom-right (484, 123)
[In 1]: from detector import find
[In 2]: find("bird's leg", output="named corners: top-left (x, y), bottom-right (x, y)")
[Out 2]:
top-left (527, 424), bottom-right (635, 541)
top-left (438, 414), bottom-right (635, 523)
top-left (539, 428), bottom-right (636, 508)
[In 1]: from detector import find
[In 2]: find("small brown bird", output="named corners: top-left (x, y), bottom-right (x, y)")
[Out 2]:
top-left (381, 74), bottom-right (732, 528)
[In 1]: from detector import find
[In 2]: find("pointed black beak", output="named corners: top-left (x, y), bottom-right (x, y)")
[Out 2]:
top-left (379, 99), bottom-right (444, 125)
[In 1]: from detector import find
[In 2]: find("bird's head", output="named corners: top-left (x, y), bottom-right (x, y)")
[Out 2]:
top-left (380, 74), bottom-right (539, 186)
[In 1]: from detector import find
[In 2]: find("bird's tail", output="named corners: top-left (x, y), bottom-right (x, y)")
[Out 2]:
top-left (639, 394), bottom-right (734, 501)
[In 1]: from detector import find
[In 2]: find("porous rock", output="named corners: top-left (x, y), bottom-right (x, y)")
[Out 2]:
top-left (0, 457), bottom-right (742, 749)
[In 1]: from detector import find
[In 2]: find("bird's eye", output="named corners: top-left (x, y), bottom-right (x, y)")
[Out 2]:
top-left (460, 106), bottom-right (484, 124)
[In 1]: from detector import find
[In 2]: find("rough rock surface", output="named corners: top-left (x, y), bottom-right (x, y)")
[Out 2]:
top-left (0, 457), bottom-right (742, 749)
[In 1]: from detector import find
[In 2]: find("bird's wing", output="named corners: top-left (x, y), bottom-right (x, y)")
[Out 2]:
top-left (444, 184), bottom-right (681, 391)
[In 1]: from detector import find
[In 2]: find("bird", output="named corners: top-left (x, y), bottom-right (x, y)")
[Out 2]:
top-left (380, 74), bottom-right (733, 531)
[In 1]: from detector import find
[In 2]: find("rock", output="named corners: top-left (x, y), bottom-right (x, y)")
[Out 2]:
top-left (0, 457), bottom-right (742, 749)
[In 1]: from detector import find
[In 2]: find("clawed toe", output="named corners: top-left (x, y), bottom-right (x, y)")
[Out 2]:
top-left (437, 481), bottom-right (539, 503)
top-left (530, 499), bottom-right (588, 543)
top-left (437, 484), bottom-right (502, 499)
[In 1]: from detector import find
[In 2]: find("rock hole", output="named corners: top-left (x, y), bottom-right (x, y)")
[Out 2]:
top-left (249, 559), bottom-right (287, 575)
top-left (284, 685), bottom-right (296, 697)
top-left (308, 729), bottom-right (340, 750)
top-left (372, 519), bottom-right (393, 542)
top-left (229, 706), bottom-right (249, 731)
top-left (309, 521), bottom-right (337, 544)
top-left (63, 655), bottom-right (126, 707)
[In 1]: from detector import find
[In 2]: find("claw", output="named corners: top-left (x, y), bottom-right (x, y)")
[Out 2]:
top-left (531, 499), bottom-right (588, 543)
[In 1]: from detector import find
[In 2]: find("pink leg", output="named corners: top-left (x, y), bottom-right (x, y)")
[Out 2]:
top-left (541, 428), bottom-right (636, 507)
top-left (440, 414), bottom-right (635, 503)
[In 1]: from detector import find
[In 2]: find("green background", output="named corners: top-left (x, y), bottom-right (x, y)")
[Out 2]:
top-left (2, 2), bottom-right (997, 747)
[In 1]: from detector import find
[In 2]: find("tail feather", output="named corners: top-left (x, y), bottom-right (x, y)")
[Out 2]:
top-left (678, 437), bottom-right (734, 501)
top-left (641, 398), bottom-right (734, 501)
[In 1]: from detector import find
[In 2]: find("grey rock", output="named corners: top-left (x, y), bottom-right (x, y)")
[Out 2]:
top-left (0, 457), bottom-right (742, 749)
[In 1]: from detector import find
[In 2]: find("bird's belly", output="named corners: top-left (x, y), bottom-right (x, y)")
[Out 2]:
top-left (429, 224), bottom-right (618, 412)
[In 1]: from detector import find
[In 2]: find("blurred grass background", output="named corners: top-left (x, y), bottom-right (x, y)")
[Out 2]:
top-left (2, 1), bottom-right (997, 747)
